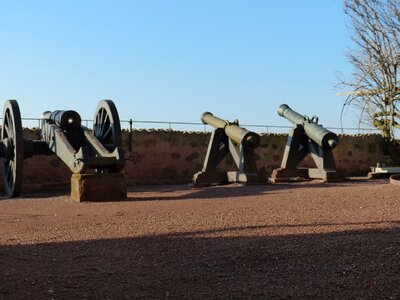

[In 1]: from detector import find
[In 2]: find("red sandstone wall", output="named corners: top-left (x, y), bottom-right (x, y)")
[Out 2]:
top-left (22, 129), bottom-right (71, 190)
top-left (122, 130), bottom-right (384, 184)
top-left (334, 134), bottom-right (384, 176)
top-left (0, 129), bottom-right (386, 193)
top-left (123, 130), bottom-right (208, 185)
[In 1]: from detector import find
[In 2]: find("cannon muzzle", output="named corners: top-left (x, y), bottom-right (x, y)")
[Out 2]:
top-left (278, 104), bottom-right (338, 149)
top-left (201, 112), bottom-right (260, 149)
top-left (42, 110), bottom-right (82, 130)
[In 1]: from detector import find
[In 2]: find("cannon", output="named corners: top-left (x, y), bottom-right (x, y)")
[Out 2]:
top-left (193, 112), bottom-right (265, 187)
top-left (0, 99), bottom-right (126, 201)
top-left (271, 104), bottom-right (339, 182)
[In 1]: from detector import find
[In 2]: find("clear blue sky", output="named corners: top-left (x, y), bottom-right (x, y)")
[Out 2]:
top-left (0, 0), bottom-right (357, 131)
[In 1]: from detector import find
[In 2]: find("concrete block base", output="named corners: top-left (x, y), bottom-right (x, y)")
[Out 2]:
top-left (71, 173), bottom-right (127, 202)
top-left (192, 171), bottom-right (228, 187)
top-left (193, 171), bottom-right (266, 187)
top-left (271, 167), bottom-right (339, 183)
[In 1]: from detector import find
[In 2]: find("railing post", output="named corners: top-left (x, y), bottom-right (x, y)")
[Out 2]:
top-left (37, 119), bottom-right (41, 139)
top-left (128, 119), bottom-right (133, 152)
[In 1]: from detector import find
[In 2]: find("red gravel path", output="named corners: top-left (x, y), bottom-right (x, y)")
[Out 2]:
top-left (1, 179), bottom-right (400, 299)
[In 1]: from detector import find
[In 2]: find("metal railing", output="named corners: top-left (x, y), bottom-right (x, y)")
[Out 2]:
top-left (15, 117), bottom-right (380, 135)
top-left (118, 119), bottom-right (380, 135)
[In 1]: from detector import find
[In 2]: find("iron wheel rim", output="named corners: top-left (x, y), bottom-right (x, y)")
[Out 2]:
top-left (1, 100), bottom-right (23, 197)
top-left (93, 99), bottom-right (122, 147)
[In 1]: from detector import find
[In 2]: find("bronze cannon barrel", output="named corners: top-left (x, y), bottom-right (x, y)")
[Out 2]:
top-left (42, 110), bottom-right (82, 130)
top-left (201, 112), bottom-right (260, 149)
top-left (278, 104), bottom-right (339, 149)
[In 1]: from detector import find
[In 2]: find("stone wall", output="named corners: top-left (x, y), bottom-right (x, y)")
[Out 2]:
top-left (0, 129), bottom-right (386, 192)
top-left (123, 130), bottom-right (384, 184)
top-left (123, 130), bottom-right (209, 185)
top-left (334, 134), bottom-right (383, 176)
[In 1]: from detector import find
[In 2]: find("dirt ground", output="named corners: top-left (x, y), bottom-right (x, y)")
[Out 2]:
top-left (1, 179), bottom-right (400, 299)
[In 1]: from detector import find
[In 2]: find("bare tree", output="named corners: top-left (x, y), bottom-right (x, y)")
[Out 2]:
top-left (338, 0), bottom-right (400, 143)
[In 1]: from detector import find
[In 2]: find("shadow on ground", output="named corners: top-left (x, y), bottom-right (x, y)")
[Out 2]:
top-left (1, 224), bottom-right (400, 299)
top-left (0, 178), bottom-right (387, 202)
top-left (126, 179), bottom-right (388, 201)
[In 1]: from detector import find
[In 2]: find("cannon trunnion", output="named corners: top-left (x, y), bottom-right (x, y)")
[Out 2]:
top-left (0, 99), bottom-right (126, 201)
top-left (193, 112), bottom-right (265, 187)
top-left (271, 104), bottom-right (339, 182)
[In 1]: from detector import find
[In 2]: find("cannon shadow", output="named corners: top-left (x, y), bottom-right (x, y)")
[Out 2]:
top-left (0, 178), bottom-right (387, 202)
top-left (125, 179), bottom-right (387, 201)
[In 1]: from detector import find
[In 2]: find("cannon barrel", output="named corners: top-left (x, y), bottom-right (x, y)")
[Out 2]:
top-left (278, 104), bottom-right (339, 149)
top-left (201, 112), bottom-right (260, 149)
top-left (42, 110), bottom-right (82, 130)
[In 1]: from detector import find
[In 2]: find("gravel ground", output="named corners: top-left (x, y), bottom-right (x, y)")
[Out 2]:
top-left (1, 179), bottom-right (400, 299)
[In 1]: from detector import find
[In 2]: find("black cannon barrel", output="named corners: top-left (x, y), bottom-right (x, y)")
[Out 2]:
top-left (278, 104), bottom-right (305, 125)
top-left (201, 112), bottom-right (229, 129)
top-left (201, 112), bottom-right (260, 149)
top-left (42, 110), bottom-right (82, 130)
top-left (278, 104), bottom-right (339, 149)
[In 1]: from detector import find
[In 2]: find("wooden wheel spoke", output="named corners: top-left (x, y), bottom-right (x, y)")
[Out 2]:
top-left (4, 113), bottom-right (10, 138)
top-left (101, 116), bottom-right (110, 139)
top-left (98, 109), bottom-right (105, 133)
top-left (4, 124), bottom-right (10, 138)
top-left (100, 111), bottom-right (108, 137)
top-left (6, 162), bottom-right (13, 184)
top-left (103, 126), bottom-right (112, 140)
top-left (8, 113), bottom-right (14, 137)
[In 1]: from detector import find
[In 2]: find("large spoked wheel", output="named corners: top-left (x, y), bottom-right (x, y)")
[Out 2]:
top-left (93, 99), bottom-right (122, 148)
top-left (1, 100), bottom-right (23, 197)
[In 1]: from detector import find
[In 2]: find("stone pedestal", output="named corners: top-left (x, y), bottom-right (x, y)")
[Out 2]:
top-left (71, 173), bottom-right (127, 202)
top-left (193, 170), bottom-right (266, 187)
top-left (271, 167), bottom-right (339, 183)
